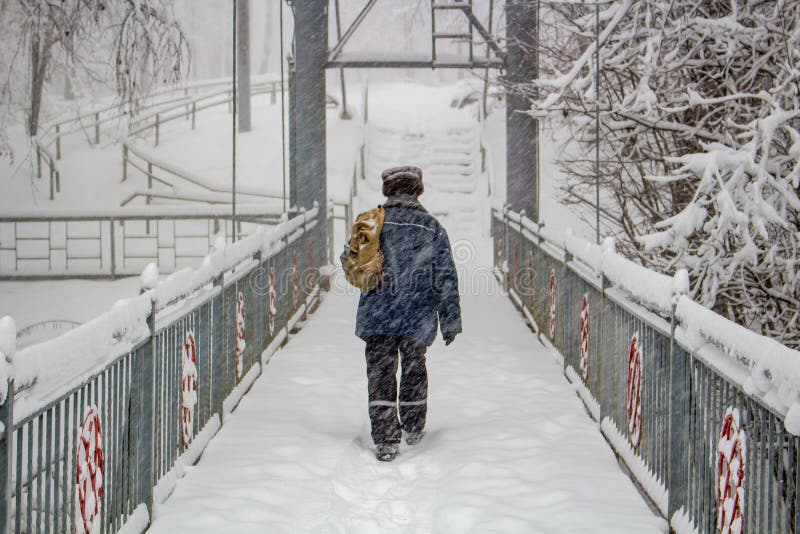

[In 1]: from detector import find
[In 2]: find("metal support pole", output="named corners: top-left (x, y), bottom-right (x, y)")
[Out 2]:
top-left (36, 147), bottom-right (42, 179)
top-left (191, 102), bottom-right (196, 130)
top-left (110, 219), bottom-right (116, 279)
top-left (94, 113), bottom-right (100, 145)
top-left (505, 0), bottom-right (539, 221)
top-left (122, 145), bottom-right (128, 182)
top-left (236, 0), bottom-right (252, 133)
top-left (328, 210), bottom-right (334, 265)
top-left (232, 0), bottom-right (238, 241)
top-left (147, 163), bottom-right (153, 205)
top-left (49, 167), bottom-right (54, 200)
top-left (334, 0), bottom-right (351, 119)
top-left (280, 0), bottom-right (288, 213)
top-left (594, 0), bottom-right (601, 245)
top-left (55, 124), bottom-right (61, 160)
top-left (155, 113), bottom-right (160, 147)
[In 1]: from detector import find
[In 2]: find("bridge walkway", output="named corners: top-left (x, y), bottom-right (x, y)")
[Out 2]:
top-left (148, 249), bottom-right (666, 533)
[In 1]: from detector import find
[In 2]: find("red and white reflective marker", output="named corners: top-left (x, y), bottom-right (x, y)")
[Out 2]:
top-left (235, 292), bottom-right (246, 380)
top-left (579, 294), bottom-right (589, 381)
top-left (268, 266), bottom-right (277, 336)
top-left (181, 331), bottom-right (198, 446)
top-left (76, 406), bottom-right (104, 534)
top-left (627, 332), bottom-right (643, 448)
top-left (717, 406), bottom-right (746, 534)
top-left (291, 250), bottom-right (299, 309)
top-left (548, 269), bottom-right (557, 339)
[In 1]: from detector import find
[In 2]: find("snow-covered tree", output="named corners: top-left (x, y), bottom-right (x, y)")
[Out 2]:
top-left (530, 0), bottom-right (800, 347)
top-left (0, 0), bottom-right (189, 141)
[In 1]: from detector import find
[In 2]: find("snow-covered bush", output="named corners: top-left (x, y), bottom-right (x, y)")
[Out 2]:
top-left (530, 0), bottom-right (800, 348)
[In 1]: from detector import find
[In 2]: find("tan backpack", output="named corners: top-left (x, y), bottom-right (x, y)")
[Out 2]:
top-left (342, 205), bottom-right (385, 292)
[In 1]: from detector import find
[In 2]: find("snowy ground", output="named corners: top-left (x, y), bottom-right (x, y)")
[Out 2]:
top-left (148, 238), bottom-right (665, 533)
top-left (0, 277), bottom-right (142, 344)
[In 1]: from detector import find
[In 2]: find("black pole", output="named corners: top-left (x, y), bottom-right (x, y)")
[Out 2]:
top-left (232, 0), bottom-right (238, 242)
top-left (280, 0), bottom-right (287, 213)
top-left (292, 0), bottom-right (328, 221)
top-left (595, 1), bottom-right (601, 245)
top-left (505, 0), bottom-right (539, 221)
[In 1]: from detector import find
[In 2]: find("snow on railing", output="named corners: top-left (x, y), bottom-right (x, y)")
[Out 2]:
top-left (0, 316), bottom-right (16, 407)
top-left (12, 294), bottom-right (152, 421)
top-left (495, 204), bottom-right (800, 429)
top-left (5, 206), bottom-right (318, 421)
top-left (495, 203), bottom-right (800, 532)
top-left (676, 296), bottom-right (800, 432)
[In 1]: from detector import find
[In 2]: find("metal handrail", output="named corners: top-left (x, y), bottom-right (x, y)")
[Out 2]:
top-left (493, 205), bottom-right (800, 533)
top-left (31, 75), bottom-right (288, 201)
top-left (122, 141), bottom-right (285, 207)
top-left (0, 208), bottom-right (326, 532)
top-left (0, 205), bottom-right (283, 279)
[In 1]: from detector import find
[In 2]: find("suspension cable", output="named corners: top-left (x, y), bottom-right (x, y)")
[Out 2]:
top-left (279, 0), bottom-right (287, 213)
top-left (232, 0), bottom-right (238, 242)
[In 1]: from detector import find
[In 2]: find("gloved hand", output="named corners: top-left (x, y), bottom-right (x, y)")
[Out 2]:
top-left (443, 332), bottom-right (457, 346)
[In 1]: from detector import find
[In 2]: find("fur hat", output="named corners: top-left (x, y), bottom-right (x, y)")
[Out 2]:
top-left (381, 166), bottom-right (424, 197)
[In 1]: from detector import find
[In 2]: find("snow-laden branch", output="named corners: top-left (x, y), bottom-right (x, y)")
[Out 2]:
top-left (527, 0), bottom-right (800, 349)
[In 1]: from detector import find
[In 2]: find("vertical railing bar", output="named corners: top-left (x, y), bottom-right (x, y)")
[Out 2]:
top-left (14, 424), bottom-right (23, 534)
top-left (60, 395), bottom-right (70, 532)
top-left (794, 434), bottom-right (799, 534)
top-left (104, 367), bottom-right (112, 533)
top-left (766, 413), bottom-right (774, 533)
top-left (111, 363), bottom-right (119, 532)
top-left (699, 363), bottom-right (709, 530)
top-left (686, 360), bottom-right (694, 521)
top-left (51, 401), bottom-right (61, 534)
top-left (100, 370), bottom-right (108, 534)
top-left (120, 356), bottom-right (127, 527)
top-left (762, 404), bottom-right (769, 531)
top-left (26, 422), bottom-right (32, 533)
top-left (769, 414), bottom-right (777, 534)
top-left (155, 332), bottom-right (163, 481)
top-left (170, 323), bottom-right (176, 467)
top-left (157, 331), bottom-right (163, 481)
top-left (714, 369), bottom-right (722, 531)
top-left (170, 322), bottom-right (176, 468)
top-left (43, 407), bottom-right (52, 534)
top-left (68, 391), bottom-right (76, 532)
top-left (120, 356), bottom-right (129, 521)
top-left (709, 364), bottom-right (717, 531)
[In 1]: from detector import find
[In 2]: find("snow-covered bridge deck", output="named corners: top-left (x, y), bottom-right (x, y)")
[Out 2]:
top-left (148, 278), bottom-right (666, 533)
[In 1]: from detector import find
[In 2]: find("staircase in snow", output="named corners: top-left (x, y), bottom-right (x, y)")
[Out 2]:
top-left (363, 118), bottom-right (488, 237)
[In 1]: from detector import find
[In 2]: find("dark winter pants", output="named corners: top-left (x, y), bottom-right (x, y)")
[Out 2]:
top-left (364, 335), bottom-right (428, 445)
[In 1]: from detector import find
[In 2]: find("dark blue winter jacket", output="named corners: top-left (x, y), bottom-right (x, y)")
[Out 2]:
top-left (343, 196), bottom-right (462, 346)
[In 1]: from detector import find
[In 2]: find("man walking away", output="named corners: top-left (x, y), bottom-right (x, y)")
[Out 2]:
top-left (343, 166), bottom-right (462, 462)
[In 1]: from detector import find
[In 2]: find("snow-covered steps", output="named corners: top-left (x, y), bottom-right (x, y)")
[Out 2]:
top-left (363, 115), bottom-right (487, 235)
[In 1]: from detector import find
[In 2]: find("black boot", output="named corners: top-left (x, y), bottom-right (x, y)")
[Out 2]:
top-left (405, 431), bottom-right (424, 446)
top-left (375, 443), bottom-right (398, 462)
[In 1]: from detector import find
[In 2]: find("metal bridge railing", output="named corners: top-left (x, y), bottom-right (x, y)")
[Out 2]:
top-left (32, 75), bottom-right (291, 202)
top-left (493, 205), bottom-right (800, 534)
top-left (0, 205), bottom-right (325, 533)
top-left (0, 204), bottom-right (283, 280)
